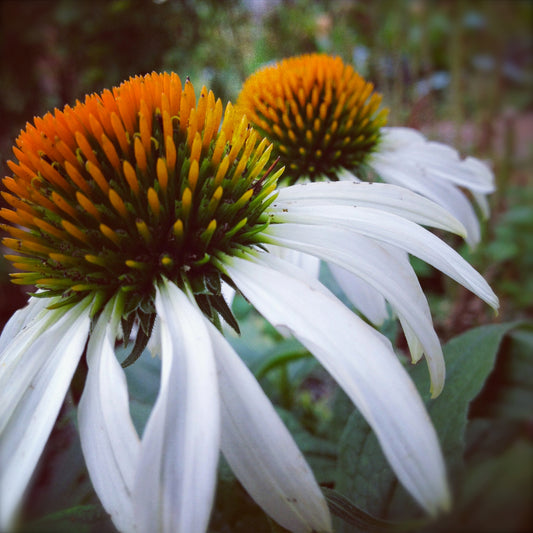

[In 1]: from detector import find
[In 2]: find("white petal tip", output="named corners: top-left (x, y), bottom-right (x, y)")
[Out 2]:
top-left (430, 383), bottom-right (444, 399)
top-left (431, 491), bottom-right (453, 517)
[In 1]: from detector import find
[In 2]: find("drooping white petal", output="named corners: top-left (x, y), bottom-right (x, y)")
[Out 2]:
top-left (78, 300), bottom-right (140, 533)
top-left (369, 156), bottom-right (482, 246)
top-left (0, 295), bottom-right (49, 353)
top-left (134, 281), bottom-right (220, 533)
top-left (263, 224), bottom-right (445, 395)
top-left (272, 182), bottom-right (466, 236)
top-left (329, 263), bottom-right (389, 325)
top-left (207, 320), bottom-right (332, 533)
top-left (146, 315), bottom-right (162, 358)
top-left (472, 189), bottom-right (491, 220)
top-left (374, 127), bottom-right (495, 193)
top-left (266, 245), bottom-right (321, 279)
top-left (269, 204), bottom-right (499, 309)
top-left (221, 280), bottom-right (236, 309)
top-left (0, 303), bottom-right (76, 408)
top-left (220, 253), bottom-right (450, 516)
top-left (0, 300), bottom-right (91, 531)
top-left (462, 155), bottom-right (495, 191)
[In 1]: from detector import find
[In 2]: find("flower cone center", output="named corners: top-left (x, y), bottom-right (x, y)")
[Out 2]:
top-left (237, 53), bottom-right (388, 183)
top-left (1, 73), bottom-right (281, 324)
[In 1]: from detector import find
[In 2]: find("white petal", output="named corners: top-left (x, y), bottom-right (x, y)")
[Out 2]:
top-left (369, 156), bottom-right (482, 246)
top-left (462, 156), bottom-right (495, 190)
top-left (336, 167), bottom-right (362, 182)
top-left (269, 204), bottom-right (499, 309)
top-left (472, 189), bottom-right (491, 220)
top-left (134, 281), bottom-right (220, 533)
top-left (263, 224), bottom-right (445, 395)
top-left (0, 303), bottom-right (76, 408)
top-left (146, 315), bottom-right (162, 358)
top-left (221, 280), bottom-right (236, 310)
top-left (272, 181), bottom-right (466, 235)
top-left (78, 299), bottom-right (140, 533)
top-left (207, 321), bottom-right (332, 533)
top-left (221, 253), bottom-right (450, 515)
top-left (0, 295), bottom-right (49, 353)
top-left (0, 300), bottom-right (91, 531)
top-left (328, 263), bottom-right (389, 326)
top-left (375, 127), bottom-right (495, 193)
top-left (266, 245), bottom-right (321, 278)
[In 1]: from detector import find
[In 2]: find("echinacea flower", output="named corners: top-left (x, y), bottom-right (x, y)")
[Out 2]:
top-left (237, 54), bottom-right (494, 249)
top-left (0, 72), bottom-right (497, 532)
top-left (236, 52), bottom-right (496, 326)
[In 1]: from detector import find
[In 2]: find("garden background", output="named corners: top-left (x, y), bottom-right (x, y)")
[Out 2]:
top-left (1, 1), bottom-right (532, 532)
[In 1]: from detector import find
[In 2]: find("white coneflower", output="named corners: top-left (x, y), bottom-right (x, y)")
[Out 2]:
top-left (237, 52), bottom-right (495, 328)
top-left (0, 72), bottom-right (496, 533)
top-left (237, 53), bottom-right (494, 248)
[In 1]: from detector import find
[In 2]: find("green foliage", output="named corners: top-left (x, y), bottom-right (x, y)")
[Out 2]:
top-left (334, 322), bottom-right (532, 532)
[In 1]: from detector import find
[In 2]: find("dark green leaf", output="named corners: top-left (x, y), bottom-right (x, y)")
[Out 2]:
top-left (323, 487), bottom-right (429, 533)
top-left (470, 324), bottom-right (533, 420)
top-left (335, 322), bottom-right (523, 524)
top-left (254, 338), bottom-right (311, 379)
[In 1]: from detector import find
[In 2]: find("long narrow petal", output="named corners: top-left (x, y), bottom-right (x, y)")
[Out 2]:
top-left (272, 182), bottom-right (466, 235)
top-left (266, 245), bottom-right (321, 279)
top-left (369, 156), bottom-right (482, 246)
top-left (0, 295), bottom-right (49, 353)
top-left (472, 189), bottom-right (491, 219)
top-left (328, 263), bottom-right (389, 325)
top-left (269, 204), bottom-right (499, 309)
top-left (134, 281), bottom-right (220, 533)
top-left (219, 253), bottom-right (450, 516)
top-left (78, 299), bottom-right (140, 533)
top-left (263, 224), bottom-right (445, 395)
top-left (374, 127), bottom-right (495, 192)
top-left (0, 300), bottom-right (91, 531)
top-left (0, 303), bottom-right (76, 408)
top-left (207, 320), bottom-right (332, 533)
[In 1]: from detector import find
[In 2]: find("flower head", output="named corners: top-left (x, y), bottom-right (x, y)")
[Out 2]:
top-left (237, 53), bottom-right (495, 247)
top-left (237, 54), bottom-right (387, 183)
top-left (1, 71), bottom-right (498, 533)
top-left (2, 73), bottom-right (281, 356)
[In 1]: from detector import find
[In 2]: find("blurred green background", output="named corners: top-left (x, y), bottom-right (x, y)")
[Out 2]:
top-left (0, 1), bottom-right (532, 532)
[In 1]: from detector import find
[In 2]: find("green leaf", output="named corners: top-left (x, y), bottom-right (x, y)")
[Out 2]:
top-left (409, 322), bottom-right (525, 478)
top-left (470, 324), bottom-right (533, 420)
top-left (433, 439), bottom-right (533, 533)
top-left (335, 322), bottom-right (523, 525)
top-left (322, 487), bottom-right (429, 533)
top-left (253, 338), bottom-right (311, 379)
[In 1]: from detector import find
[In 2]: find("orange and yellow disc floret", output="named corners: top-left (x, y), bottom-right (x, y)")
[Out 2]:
top-left (1, 72), bottom-right (281, 348)
top-left (237, 54), bottom-right (388, 183)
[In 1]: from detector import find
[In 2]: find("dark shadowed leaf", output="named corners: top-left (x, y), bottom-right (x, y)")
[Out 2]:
top-left (335, 321), bottom-right (524, 529)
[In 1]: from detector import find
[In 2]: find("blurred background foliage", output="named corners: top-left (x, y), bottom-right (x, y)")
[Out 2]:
top-left (1, 1), bottom-right (532, 532)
